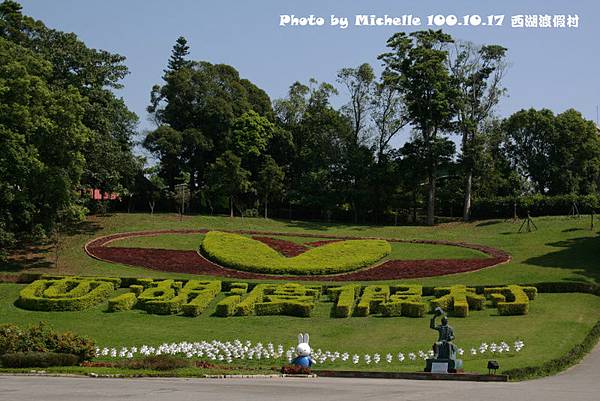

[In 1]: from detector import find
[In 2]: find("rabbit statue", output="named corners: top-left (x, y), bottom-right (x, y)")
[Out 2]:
top-left (291, 333), bottom-right (315, 368)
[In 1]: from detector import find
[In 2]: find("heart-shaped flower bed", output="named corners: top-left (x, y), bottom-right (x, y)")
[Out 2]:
top-left (200, 231), bottom-right (391, 275)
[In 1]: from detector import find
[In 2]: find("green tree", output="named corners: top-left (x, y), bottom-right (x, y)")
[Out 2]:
top-left (231, 110), bottom-right (275, 159)
top-left (504, 109), bottom-right (557, 194)
top-left (165, 36), bottom-right (191, 76)
top-left (143, 125), bottom-right (184, 189)
top-left (379, 30), bottom-right (459, 225)
top-left (551, 109), bottom-right (600, 195)
top-left (207, 151), bottom-right (252, 217)
top-left (0, 36), bottom-right (89, 241)
top-left (257, 156), bottom-right (285, 218)
top-left (449, 42), bottom-right (508, 221)
top-left (147, 38), bottom-right (273, 199)
top-left (337, 63), bottom-right (375, 143)
top-left (1, 0), bottom-right (139, 217)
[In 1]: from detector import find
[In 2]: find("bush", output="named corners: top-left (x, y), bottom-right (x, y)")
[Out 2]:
top-left (116, 355), bottom-right (191, 371)
top-left (380, 285), bottom-right (425, 317)
top-left (328, 285), bottom-right (360, 318)
top-left (107, 292), bottom-right (138, 312)
top-left (138, 280), bottom-right (222, 316)
top-left (0, 352), bottom-right (80, 368)
top-left (0, 322), bottom-right (95, 361)
top-left (200, 231), bottom-right (391, 275)
top-left (215, 295), bottom-right (241, 317)
top-left (484, 285), bottom-right (534, 315)
top-left (255, 300), bottom-right (313, 317)
top-left (16, 279), bottom-right (115, 311)
top-left (431, 285), bottom-right (485, 317)
top-left (227, 282), bottom-right (248, 295)
top-left (235, 284), bottom-right (268, 316)
top-left (355, 285), bottom-right (390, 317)
top-left (181, 292), bottom-right (217, 317)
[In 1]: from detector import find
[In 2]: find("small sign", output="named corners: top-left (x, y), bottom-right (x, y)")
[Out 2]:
top-left (431, 362), bottom-right (449, 373)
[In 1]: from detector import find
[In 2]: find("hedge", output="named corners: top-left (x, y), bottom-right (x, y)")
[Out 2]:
top-left (328, 285), bottom-right (361, 318)
top-left (138, 280), bottom-right (221, 316)
top-left (41, 275), bottom-right (121, 289)
top-left (380, 285), bottom-right (425, 317)
top-left (0, 322), bottom-right (95, 361)
top-left (484, 285), bottom-right (537, 315)
top-left (255, 299), bottom-right (313, 317)
top-left (181, 280), bottom-right (222, 317)
top-left (227, 282), bottom-right (248, 295)
top-left (431, 285), bottom-right (485, 317)
top-left (1, 352), bottom-right (80, 368)
top-left (471, 194), bottom-right (599, 219)
top-left (107, 292), bottom-right (138, 312)
top-left (355, 285), bottom-right (390, 317)
top-left (16, 279), bottom-right (115, 311)
top-left (233, 283), bottom-right (319, 317)
top-left (215, 295), bottom-right (241, 317)
top-left (200, 231), bottom-right (391, 275)
top-left (236, 284), bottom-right (269, 316)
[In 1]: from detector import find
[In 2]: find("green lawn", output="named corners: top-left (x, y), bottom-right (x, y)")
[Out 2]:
top-left (2, 213), bottom-right (599, 377)
top-left (2, 212), bottom-right (598, 286)
top-left (1, 282), bottom-right (599, 374)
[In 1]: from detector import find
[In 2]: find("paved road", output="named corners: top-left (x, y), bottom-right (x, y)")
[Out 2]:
top-left (1, 344), bottom-right (599, 401)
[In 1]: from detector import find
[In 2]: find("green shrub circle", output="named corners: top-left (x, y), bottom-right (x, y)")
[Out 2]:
top-left (200, 231), bottom-right (391, 275)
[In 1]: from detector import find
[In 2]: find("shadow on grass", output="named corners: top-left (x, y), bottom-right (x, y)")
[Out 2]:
top-left (475, 220), bottom-right (503, 227)
top-left (524, 235), bottom-right (600, 282)
top-left (1, 220), bottom-right (103, 274)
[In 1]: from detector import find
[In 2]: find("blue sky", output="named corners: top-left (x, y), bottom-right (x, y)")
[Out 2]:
top-left (18, 0), bottom-right (600, 149)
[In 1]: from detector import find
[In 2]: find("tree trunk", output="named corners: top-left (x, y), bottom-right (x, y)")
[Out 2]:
top-left (149, 201), bottom-right (155, 216)
top-left (412, 191), bottom-right (417, 223)
top-left (264, 197), bottom-right (268, 219)
top-left (462, 170), bottom-right (473, 222)
top-left (230, 197), bottom-right (234, 218)
top-left (427, 174), bottom-right (436, 226)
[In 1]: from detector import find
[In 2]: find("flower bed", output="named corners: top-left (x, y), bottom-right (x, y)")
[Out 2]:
top-left (85, 229), bottom-right (511, 281)
top-left (252, 236), bottom-right (307, 257)
top-left (94, 338), bottom-right (525, 367)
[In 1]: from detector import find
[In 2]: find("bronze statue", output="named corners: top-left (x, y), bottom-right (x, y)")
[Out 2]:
top-left (430, 307), bottom-right (457, 359)
top-left (425, 307), bottom-right (462, 373)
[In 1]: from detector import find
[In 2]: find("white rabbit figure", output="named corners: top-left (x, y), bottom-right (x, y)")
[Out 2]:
top-left (291, 333), bottom-right (315, 368)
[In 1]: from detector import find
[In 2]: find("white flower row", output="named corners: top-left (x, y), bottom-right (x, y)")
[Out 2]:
top-left (96, 339), bottom-right (525, 366)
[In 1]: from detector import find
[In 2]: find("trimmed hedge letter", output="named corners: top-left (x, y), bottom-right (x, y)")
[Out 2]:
top-left (380, 285), bottom-right (426, 317)
top-left (431, 285), bottom-right (485, 317)
top-left (484, 285), bottom-right (537, 315)
top-left (17, 278), bottom-right (116, 311)
top-left (234, 283), bottom-right (321, 317)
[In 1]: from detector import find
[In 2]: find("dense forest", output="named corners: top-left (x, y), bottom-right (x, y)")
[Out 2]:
top-left (1, 1), bottom-right (600, 259)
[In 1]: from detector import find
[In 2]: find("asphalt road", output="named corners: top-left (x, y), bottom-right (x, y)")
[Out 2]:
top-left (1, 344), bottom-right (598, 401)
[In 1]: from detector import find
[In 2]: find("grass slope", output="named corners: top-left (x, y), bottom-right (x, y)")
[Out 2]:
top-left (1, 283), bottom-right (599, 374)
top-left (2, 213), bottom-right (598, 285)
top-left (108, 232), bottom-right (488, 260)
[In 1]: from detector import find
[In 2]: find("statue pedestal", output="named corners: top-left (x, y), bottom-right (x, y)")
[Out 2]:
top-left (424, 358), bottom-right (463, 373)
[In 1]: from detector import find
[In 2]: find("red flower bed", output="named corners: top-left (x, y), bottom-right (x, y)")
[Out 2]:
top-left (304, 239), bottom-right (342, 247)
top-left (281, 365), bottom-right (311, 375)
top-left (85, 229), bottom-right (511, 281)
top-left (252, 236), bottom-right (307, 257)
